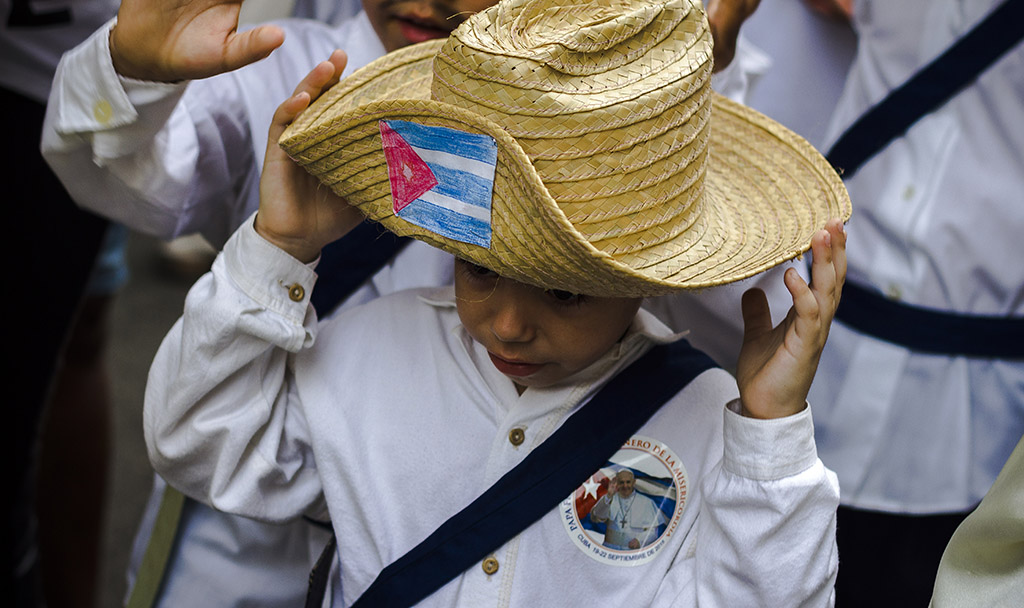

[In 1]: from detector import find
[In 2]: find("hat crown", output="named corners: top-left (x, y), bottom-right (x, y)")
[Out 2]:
top-left (493, 0), bottom-right (671, 75)
top-left (429, 0), bottom-right (715, 268)
top-left (433, 0), bottom-right (710, 111)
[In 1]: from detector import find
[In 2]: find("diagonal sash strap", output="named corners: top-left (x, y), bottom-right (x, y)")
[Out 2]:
top-left (344, 340), bottom-right (718, 608)
top-left (834, 281), bottom-right (1024, 358)
top-left (827, 0), bottom-right (1024, 355)
top-left (310, 221), bottom-right (412, 316)
top-left (826, 0), bottom-right (1024, 179)
top-left (125, 487), bottom-right (186, 608)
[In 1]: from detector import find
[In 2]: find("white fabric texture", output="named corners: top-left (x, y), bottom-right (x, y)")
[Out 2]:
top-left (144, 217), bottom-right (840, 607)
top-left (807, 0), bottom-right (1024, 514)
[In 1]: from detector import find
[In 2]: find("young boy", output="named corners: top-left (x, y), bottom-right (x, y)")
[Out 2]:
top-left (146, 0), bottom-right (849, 605)
top-left (43, 1), bottom-right (784, 604)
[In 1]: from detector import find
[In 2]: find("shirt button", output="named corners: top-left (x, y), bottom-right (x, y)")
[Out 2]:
top-left (93, 99), bottom-right (113, 125)
top-left (481, 556), bottom-right (499, 575)
top-left (885, 284), bottom-right (902, 300)
top-left (902, 185), bottom-right (915, 201)
top-left (288, 284), bottom-right (306, 302)
top-left (508, 428), bottom-right (525, 446)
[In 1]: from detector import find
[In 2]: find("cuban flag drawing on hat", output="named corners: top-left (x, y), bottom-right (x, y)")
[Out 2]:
top-left (379, 119), bottom-right (498, 248)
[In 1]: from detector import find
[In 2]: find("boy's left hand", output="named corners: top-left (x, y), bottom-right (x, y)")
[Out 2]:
top-left (256, 51), bottom-right (364, 263)
top-left (735, 219), bottom-right (847, 419)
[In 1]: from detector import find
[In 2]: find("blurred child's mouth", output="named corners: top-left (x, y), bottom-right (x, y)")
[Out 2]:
top-left (488, 352), bottom-right (544, 377)
top-left (395, 16), bottom-right (452, 44)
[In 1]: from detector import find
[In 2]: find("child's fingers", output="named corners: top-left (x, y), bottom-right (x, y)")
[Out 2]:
top-left (741, 287), bottom-right (773, 340)
top-left (826, 218), bottom-right (848, 301)
top-left (786, 265), bottom-right (824, 349)
top-left (325, 50), bottom-right (348, 89)
top-left (271, 51), bottom-right (346, 144)
top-left (808, 226), bottom-right (839, 312)
top-left (271, 92), bottom-right (311, 135)
top-left (223, 25), bottom-right (286, 74)
top-left (288, 51), bottom-right (347, 104)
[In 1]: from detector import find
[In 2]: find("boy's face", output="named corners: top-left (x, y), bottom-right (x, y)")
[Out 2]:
top-left (454, 260), bottom-right (642, 394)
top-left (363, 0), bottom-right (498, 52)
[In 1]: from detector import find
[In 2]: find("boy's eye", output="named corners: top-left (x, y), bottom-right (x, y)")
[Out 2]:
top-left (466, 262), bottom-right (497, 278)
top-left (457, 259), bottom-right (499, 285)
top-left (545, 289), bottom-right (583, 305)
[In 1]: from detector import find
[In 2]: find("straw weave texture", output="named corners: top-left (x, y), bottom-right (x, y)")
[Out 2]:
top-left (281, 0), bottom-right (851, 297)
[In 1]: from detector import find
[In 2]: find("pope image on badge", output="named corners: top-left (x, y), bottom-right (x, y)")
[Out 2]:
top-left (562, 436), bottom-right (688, 565)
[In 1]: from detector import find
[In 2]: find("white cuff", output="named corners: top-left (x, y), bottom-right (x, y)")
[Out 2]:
top-left (721, 399), bottom-right (819, 481)
top-left (223, 214), bottom-right (320, 326)
top-left (54, 18), bottom-right (139, 133)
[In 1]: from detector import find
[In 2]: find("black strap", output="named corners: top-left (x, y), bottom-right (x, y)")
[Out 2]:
top-left (305, 534), bottom-right (338, 608)
top-left (826, 0), bottom-right (1024, 354)
top-left (310, 221), bottom-right (411, 316)
top-left (835, 281), bottom-right (1024, 358)
top-left (344, 340), bottom-right (717, 608)
top-left (825, 0), bottom-right (1024, 179)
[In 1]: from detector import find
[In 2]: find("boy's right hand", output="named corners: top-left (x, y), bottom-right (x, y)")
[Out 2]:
top-left (110, 0), bottom-right (285, 82)
top-left (255, 52), bottom-right (364, 263)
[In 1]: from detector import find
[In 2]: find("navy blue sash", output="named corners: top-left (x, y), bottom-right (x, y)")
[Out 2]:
top-left (835, 282), bottom-right (1024, 358)
top-left (826, 0), bottom-right (1024, 180)
top-left (827, 0), bottom-right (1024, 356)
top-left (306, 340), bottom-right (718, 608)
top-left (310, 221), bottom-right (411, 316)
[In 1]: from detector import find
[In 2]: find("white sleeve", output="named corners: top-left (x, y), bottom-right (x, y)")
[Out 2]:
top-left (144, 216), bottom-right (324, 522)
top-left (657, 402), bottom-right (839, 607)
top-left (40, 18), bottom-right (258, 247)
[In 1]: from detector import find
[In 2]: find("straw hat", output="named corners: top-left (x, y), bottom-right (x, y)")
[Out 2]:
top-left (280, 0), bottom-right (850, 297)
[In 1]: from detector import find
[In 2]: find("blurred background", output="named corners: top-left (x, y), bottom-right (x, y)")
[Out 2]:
top-left (92, 5), bottom-right (295, 608)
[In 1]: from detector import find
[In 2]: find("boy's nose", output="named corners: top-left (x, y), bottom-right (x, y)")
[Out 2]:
top-left (489, 296), bottom-right (535, 343)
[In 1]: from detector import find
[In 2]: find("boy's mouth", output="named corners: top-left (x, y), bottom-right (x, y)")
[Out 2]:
top-left (393, 14), bottom-right (456, 45)
top-left (488, 352), bottom-right (544, 377)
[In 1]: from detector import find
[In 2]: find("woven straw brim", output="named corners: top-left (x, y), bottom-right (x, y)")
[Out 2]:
top-left (280, 39), bottom-right (851, 297)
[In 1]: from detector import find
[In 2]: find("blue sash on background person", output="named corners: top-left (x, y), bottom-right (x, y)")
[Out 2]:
top-left (825, 0), bottom-right (1024, 358)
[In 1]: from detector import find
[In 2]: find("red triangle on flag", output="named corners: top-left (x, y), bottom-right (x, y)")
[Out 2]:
top-left (379, 120), bottom-right (439, 213)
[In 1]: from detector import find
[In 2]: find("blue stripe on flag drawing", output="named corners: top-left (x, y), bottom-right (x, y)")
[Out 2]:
top-left (396, 201), bottom-right (493, 246)
top-left (424, 165), bottom-right (494, 208)
top-left (384, 120), bottom-right (498, 248)
top-left (389, 120), bottom-right (498, 165)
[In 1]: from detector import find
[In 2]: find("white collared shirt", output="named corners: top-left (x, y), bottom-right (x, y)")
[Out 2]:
top-left (145, 217), bottom-right (839, 607)
top-left (809, 0), bottom-right (1024, 513)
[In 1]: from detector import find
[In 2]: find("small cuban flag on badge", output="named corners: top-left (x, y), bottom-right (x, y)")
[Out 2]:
top-left (379, 119), bottom-right (498, 248)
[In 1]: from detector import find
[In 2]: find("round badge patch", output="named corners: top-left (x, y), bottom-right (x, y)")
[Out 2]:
top-left (560, 435), bottom-right (688, 566)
